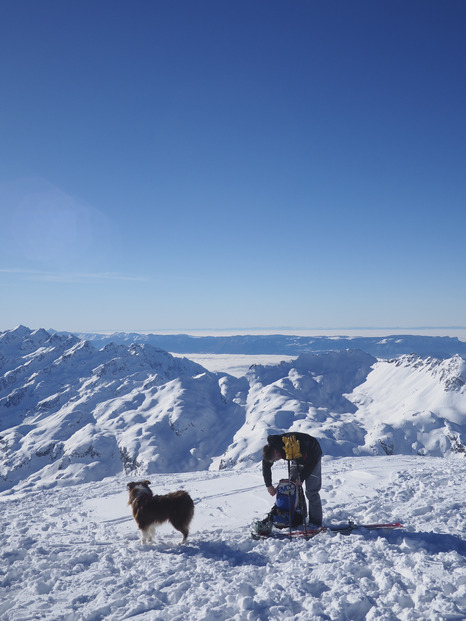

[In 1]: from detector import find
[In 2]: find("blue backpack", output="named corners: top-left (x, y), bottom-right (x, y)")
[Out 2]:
top-left (270, 479), bottom-right (305, 529)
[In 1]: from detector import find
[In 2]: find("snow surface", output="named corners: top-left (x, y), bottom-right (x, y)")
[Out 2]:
top-left (1, 456), bottom-right (465, 620)
top-left (172, 353), bottom-right (296, 378)
top-left (1, 327), bottom-right (466, 619)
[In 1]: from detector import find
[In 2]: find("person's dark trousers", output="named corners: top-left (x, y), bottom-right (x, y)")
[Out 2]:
top-left (290, 460), bottom-right (322, 527)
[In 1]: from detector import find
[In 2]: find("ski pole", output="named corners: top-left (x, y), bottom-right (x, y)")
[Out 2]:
top-left (297, 470), bottom-right (308, 540)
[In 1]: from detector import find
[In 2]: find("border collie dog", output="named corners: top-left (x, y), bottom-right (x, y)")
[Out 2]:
top-left (127, 480), bottom-right (194, 544)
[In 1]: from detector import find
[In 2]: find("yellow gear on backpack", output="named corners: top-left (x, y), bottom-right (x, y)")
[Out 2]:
top-left (282, 434), bottom-right (302, 460)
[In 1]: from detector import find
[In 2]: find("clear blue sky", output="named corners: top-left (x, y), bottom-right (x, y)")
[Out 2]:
top-left (1, 0), bottom-right (465, 333)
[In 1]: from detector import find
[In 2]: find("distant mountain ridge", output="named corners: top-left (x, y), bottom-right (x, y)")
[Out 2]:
top-left (1, 326), bottom-right (465, 493)
top-left (61, 330), bottom-right (466, 359)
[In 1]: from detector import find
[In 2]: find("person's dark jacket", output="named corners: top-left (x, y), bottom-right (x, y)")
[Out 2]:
top-left (262, 432), bottom-right (322, 487)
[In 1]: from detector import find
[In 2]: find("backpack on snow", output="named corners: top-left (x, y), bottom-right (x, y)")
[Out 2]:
top-left (269, 479), bottom-right (306, 529)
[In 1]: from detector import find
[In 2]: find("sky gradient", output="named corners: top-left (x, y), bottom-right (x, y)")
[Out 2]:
top-left (1, 1), bottom-right (465, 333)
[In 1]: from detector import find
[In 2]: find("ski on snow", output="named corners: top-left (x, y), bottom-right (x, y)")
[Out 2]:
top-left (251, 521), bottom-right (404, 540)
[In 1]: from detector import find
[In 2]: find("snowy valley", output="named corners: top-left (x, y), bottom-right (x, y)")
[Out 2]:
top-left (1, 326), bottom-right (465, 620)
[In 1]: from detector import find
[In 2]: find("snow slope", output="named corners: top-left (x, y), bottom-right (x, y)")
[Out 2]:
top-left (215, 351), bottom-right (466, 469)
top-left (351, 354), bottom-right (466, 456)
top-left (1, 456), bottom-right (465, 620)
top-left (1, 327), bottom-right (466, 493)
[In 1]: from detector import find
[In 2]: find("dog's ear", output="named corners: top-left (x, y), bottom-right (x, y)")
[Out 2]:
top-left (143, 480), bottom-right (151, 486)
top-left (127, 482), bottom-right (135, 490)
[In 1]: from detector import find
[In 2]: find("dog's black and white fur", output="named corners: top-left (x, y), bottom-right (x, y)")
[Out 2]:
top-left (127, 480), bottom-right (194, 544)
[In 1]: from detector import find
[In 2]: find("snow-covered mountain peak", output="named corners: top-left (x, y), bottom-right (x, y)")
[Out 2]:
top-left (433, 354), bottom-right (466, 391)
top-left (392, 353), bottom-right (466, 392)
top-left (1, 327), bottom-right (465, 493)
top-left (0, 327), bottom-right (248, 492)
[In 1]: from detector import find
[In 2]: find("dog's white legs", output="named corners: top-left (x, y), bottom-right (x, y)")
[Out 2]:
top-left (148, 524), bottom-right (156, 542)
top-left (140, 524), bottom-right (156, 544)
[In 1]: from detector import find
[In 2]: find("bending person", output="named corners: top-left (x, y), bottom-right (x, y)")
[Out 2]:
top-left (262, 431), bottom-right (323, 527)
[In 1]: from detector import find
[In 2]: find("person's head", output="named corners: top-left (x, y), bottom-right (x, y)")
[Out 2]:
top-left (263, 444), bottom-right (279, 463)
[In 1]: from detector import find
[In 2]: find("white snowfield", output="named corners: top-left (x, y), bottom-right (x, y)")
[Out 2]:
top-left (1, 456), bottom-right (465, 621)
top-left (1, 326), bottom-right (465, 619)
